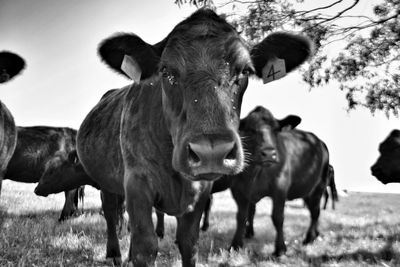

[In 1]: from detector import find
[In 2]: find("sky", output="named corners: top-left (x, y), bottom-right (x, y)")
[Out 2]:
top-left (1, 0), bottom-right (399, 194)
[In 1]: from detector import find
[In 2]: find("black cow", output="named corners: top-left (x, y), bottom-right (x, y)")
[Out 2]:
top-left (197, 106), bottom-right (329, 256)
top-left (5, 126), bottom-right (84, 221)
top-left (230, 107), bottom-right (329, 256)
top-left (322, 164), bottom-right (338, 210)
top-left (0, 51), bottom-right (25, 198)
top-left (77, 9), bottom-right (313, 266)
top-left (371, 129), bottom-right (400, 184)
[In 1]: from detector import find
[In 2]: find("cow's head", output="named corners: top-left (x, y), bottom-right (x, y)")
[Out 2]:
top-left (35, 149), bottom-right (92, 196)
top-left (240, 106), bottom-right (301, 166)
top-left (0, 51), bottom-right (25, 83)
top-left (98, 9), bottom-right (312, 180)
top-left (370, 129), bottom-right (400, 184)
top-left (35, 129), bottom-right (93, 196)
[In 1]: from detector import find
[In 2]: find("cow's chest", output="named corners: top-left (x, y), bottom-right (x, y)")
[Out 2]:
top-left (154, 177), bottom-right (210, 216)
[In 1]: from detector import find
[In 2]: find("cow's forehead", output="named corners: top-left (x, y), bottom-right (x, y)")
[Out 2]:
top-left (160, 10), bottom-right (250, 73)
top-left (247, 109), bottom-right (278, 129)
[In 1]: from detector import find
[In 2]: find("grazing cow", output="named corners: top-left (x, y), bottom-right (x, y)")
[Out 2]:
top-left (5, 126), bottom-right (84, 221)
top-left (322, 164), bottom-right (338, 210)
top-left (371, 130), bottom-right (400, 184)
top-left (0, 51), bottom-right (25, 198)
top-left (78, 9), bottom-right (313, 266)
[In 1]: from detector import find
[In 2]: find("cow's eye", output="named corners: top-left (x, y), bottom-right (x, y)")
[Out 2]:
top-left (161, 67), bottom-right (169, 77)
top-left (241, 67), bottom-right (251, 76)
top-left (160, 67), bottom-right (178, 85)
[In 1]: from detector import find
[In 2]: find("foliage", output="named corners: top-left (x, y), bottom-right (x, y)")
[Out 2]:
top-left (175, 0), bottom-right (400, 117)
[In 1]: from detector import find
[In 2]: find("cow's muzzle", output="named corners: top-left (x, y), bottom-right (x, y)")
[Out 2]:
top-left (254, 147), bottom-right (279, 165)
top-left (185, 135), bottom-right (241, 180)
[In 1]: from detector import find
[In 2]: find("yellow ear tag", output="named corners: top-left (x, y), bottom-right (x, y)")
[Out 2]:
top-left (262, 57), bottom-right (286, 84)
top-left (121, 55), bottom-right (142, 83)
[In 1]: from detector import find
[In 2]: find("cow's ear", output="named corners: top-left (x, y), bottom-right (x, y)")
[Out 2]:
top-left (0, 51), bottom-right (26, 83)
top-left (279, 115), bottom-right (301, 131)
top-left (250, 32), bottom-right (313, 83)
top-left (98, 33), bottom-right (161, 82)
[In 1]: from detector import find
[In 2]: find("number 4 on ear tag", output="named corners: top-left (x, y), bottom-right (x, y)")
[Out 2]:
top-left (262, 57), bottom-right (286, 84)
top-left (121, 55), bottom-right (142, 84)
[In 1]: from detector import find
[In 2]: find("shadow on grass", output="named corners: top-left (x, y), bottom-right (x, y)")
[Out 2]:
top-left (306, 233), bottom-right (400, 266)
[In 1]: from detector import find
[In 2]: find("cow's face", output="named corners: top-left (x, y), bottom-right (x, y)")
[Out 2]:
top-left (371, 130), bottom-right (400, 184)
top-left (35, 150), bottom-right (89, 196)
top-left (240, 106), bottom-right (301, 166)
top-left (98, 9), bottom-right (312, 181)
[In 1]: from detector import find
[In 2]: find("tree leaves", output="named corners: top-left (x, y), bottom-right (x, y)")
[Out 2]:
top-left (176, 0), bottom-right (400, 116)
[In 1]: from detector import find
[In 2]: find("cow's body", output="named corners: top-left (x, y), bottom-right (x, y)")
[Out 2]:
top-left (371, 130), bottom-right (400, 184)
top-left (78, 9), bottom-right (313, 266)
top-left (5, 126), bottom-right (84, 221)
top-left (229, 107), bottom-right (329, 256)
top-left (199, 107), bottom-right (329, 256)
top-left (0, 102), bottom-right (17, 198)
top-left (0, 51), bottom-right (25, 198)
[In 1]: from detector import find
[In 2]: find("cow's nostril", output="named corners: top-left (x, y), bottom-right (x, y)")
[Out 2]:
top-left (188, 144), bottom-right (201, 164)
top-left (226, 144), bottom-right (237, 160)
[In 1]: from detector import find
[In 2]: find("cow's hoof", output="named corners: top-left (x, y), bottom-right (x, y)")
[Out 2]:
top-left (156, 229), bottom-right (164, 239)
top-left (201, 222), bottom-right (209, 231)
top-left (273, 242), bottom-right (287, 257)
top-left (106, 256), bottom-right (122, 266)
top-left (122, 259), bottom-right (133, 267)
top-left (230, 241), bottom-right (243, 251)
top-left (303, 230), bottom-right (319, 244)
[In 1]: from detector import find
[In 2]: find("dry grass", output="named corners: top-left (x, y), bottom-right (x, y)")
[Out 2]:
top-left (1, 180), bottom-right (399, 266)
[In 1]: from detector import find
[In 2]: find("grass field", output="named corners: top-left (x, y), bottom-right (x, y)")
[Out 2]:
top-left (0, 180), bottom-right (399, 267)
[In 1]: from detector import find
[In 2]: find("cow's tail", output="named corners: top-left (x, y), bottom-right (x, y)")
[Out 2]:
top-left (329, 169), bottom-right (339, 203)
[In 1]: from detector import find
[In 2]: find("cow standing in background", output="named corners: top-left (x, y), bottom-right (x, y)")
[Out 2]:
top-left (197, 106), bottom-right (329, 256)
top-left (371, 129), bottom-right (400, 184)
top-left (228, 107), bottom-right (329, 256)
top-left (78, 9), bottom-right (313, 266)
top-left (5, 126), bottom-right (84, 221)
top-left (0, 51), bottom-right (25, 198)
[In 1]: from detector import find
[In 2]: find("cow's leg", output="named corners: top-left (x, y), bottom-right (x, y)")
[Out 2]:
top-left (230, 189), bottom-right (250, 250)
top-left (303, 189), bottom-right (323, 244)
top-left (201, 195), bottom-right (212, 231)
top-left (176, 194), bottom-right (208, 267)
top-left (59, 189), bottom-right (78, 221)
top-left (116, 195), bottom-right (126, 235)
top-left (245, 203), bottom-right (256, 238)
top-left (125, 181), bottom-right (157, 266)
top-left (271, 194), bottom-right (286, 256)
top-left (155, 210), bottom-right (165, 238)
top-left (101, 190), bottom-right (122, 265)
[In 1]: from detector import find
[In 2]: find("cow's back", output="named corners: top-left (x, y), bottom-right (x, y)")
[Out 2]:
top-left (282, 130), bottom-right (329, 199)
top-left (0, 101), bottom-right (17, 174)
top-left (77, 87), bottom-right (128, 195)
top-left (5, 126), bottom-right (74, 183)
